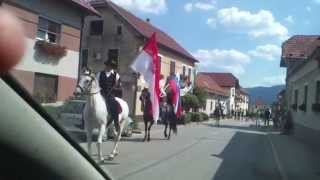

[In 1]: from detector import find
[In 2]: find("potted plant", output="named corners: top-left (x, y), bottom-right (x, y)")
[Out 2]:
top-left (298, 103), bottom-right (306, 112)
top-left (35, 40), bottom-right (67, 59)
top-left (291, 104), bottom-right (297, 111)
top-left (312, 103), bottom-right (320, 112)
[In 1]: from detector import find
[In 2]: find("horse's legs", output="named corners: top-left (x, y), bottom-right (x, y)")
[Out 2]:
top-left (168, 122), bottom-right (171, 140)
top-left (164, 121), bottom-right (168, 138)
top-left (109, 117), bottom-right (126, 160)
top-left (143, 118), bottom-right (148, 142)
top-left (86, 127), bottom-right (93, 157)
top-left (97, 123), bottom-right (106, 162)
top-left (147, 119), bottom-right (154, 141)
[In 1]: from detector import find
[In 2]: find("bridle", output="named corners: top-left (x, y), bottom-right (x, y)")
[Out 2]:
top-left (76, 71), bottom-right (100, 96)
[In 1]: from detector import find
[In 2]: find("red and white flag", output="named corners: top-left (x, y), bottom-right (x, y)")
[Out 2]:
top-left (130, 33), bottom-right (160, 121)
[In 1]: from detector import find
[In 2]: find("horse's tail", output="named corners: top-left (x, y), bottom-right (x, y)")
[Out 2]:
top-left (171, 117), bottom-right (178, 134)
top-left (172, 123), bottom-right (177, 134)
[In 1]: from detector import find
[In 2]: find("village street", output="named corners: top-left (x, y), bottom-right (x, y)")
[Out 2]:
top-left (79, 119), bottom-right (320, 180)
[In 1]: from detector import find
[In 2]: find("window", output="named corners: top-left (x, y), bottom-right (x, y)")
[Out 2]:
top-left (37, 17), bottom-right (61, 43)
top-left (210, 101), bottom-right (213, 110)
top-left (188, 68), bottom-right (192, 79)
top-left (33, 73), bottom-right (58, 103)
top-left (116, 25), bottom-right (122, 35)
top-left (81, 49), bottom-right (88, 68)
top-left (316, 81), bottom-right (320, 103)
top-left (183, 66), bottom-right (186, 76)
top-left (170, 61), bottom-right (175, 74)
top-left (108, 49), bottom-right (119, 68)
top-left (294, 89), bottom-right (298, 105)
top-left (90, 20), bottom-right (103, 35)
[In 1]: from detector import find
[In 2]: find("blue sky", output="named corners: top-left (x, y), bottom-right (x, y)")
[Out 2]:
top-left (111, 0), bottom-right (320, 87)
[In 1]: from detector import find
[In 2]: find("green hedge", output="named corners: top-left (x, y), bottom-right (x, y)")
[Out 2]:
top-left (181, 112), bottom-right (210, 124)
top-left (200, 112), bottom-right (209, 121)
top-left (180, 113), bottom-right (192, 124)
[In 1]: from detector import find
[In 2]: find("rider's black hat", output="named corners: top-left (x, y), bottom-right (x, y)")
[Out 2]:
top-left (104, 58), bottom-right (117, 68)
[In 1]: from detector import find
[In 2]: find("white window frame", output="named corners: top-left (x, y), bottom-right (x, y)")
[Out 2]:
top-left (36, 16), bottom-right (61, 44)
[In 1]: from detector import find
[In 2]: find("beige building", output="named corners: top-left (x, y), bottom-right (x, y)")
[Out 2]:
top-left (281, 35), bottom-right (320, 147)
top-left (81, 0), bottom-right (198, 116)
top-left (3, 0), bottom-right (98, 103)
top-left (196, 73), bottom-right (229, 116)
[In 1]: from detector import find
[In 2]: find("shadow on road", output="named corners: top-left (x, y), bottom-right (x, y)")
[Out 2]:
top-left (210, 131), bottom-right (281, 180)
top-left (203, 122), bottom-right (279, 133)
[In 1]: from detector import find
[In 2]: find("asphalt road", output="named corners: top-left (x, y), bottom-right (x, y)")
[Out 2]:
top-left (79, 119), bottom-right (320, 180)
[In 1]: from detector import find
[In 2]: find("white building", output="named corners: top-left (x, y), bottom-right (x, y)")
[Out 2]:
top-left (199, 72), bottom-right (248, 115)
top-left (281, 35), bottom-right (320, 148)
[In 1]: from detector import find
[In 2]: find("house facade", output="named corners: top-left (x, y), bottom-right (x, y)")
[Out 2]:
top-left (196, 73), bottom-right (229, 116)
top-left (199, 72), bottom-right (249, 115)
top-left (81, 0), bottom-right (198, 116)
top-left (281, 35), bottom-right (320, 148)
top-left (2, 0), bottom-right (98, 103)
top-left (235, 88), bottom-right (249, 115)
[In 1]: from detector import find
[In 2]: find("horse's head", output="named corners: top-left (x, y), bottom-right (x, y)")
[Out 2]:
top-left (141, 88), bottom-right (151, 100)
top-left (74, 68), bottom-right (96, 96)
top-left (140, 88), bottom-right (151, 110)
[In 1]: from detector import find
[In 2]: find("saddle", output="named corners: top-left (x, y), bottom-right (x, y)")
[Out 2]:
top-left (116, 100), bottom-right (122, 114)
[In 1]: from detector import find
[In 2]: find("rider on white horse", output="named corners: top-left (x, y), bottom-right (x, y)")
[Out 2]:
top-left (96, 59), bottom-right (122, 132)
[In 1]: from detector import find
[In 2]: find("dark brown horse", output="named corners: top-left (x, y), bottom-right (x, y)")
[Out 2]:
top-left (139, 88), bottom-right (154, 141)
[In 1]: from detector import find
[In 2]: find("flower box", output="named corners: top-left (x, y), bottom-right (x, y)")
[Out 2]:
top-left (35, 40), bottom-right (67, 59)
top-left (298, 103), bottom-right (306, 112)
top-left (312, 103), bottom-right (320, 112)
top-left (291, 104), bottom-right (297, 111)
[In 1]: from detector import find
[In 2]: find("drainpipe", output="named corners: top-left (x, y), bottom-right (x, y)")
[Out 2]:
top-left (78, 15), bottom-right (85, 79)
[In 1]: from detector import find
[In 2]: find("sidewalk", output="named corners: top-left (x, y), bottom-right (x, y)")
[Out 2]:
top-left (267, 133), bottom-right (320, 180)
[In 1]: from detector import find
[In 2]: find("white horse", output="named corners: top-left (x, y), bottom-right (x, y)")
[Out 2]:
top-left (74, 68), bottom-right (131, 162)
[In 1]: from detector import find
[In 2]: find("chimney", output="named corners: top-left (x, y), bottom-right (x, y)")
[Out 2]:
top-left (146, 18), bottom-right (150, 23)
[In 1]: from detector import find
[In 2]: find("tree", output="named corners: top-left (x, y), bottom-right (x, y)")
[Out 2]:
top-left (193, 86), bottom-right (207, 109)
top-left (182, 93), bottom-right (199, 112)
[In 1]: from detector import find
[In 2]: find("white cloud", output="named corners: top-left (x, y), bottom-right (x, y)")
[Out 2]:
top-left (184, 3), bottom-right (193, 12)
top-left (111, 0), bottom-right (167, 15)
top-left (306, 6), bottom-right (312, 12)
top-left (194, 2), bottom-right (215, 10)
top-left (248, 44), bottom-right (281, 61)
top-left (314, 0), bottom-right (320, 4)
top-left (207, 7), bottom-right (289, 40)
top-left (284, 15), bottom-right (294, 24)
top-left (206, 18), bottom-right (217, 28)
top-left (183, 1), bottom-right (215, 12)
top-left (193, 49), bottom-right (251, 75)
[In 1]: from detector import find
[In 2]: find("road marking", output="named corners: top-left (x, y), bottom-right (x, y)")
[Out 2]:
top-left (267, 135), bottom-right (288, 180)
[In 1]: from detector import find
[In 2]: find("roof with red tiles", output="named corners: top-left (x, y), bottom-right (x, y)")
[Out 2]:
top-left (199, 72), bottom-right (238, 87)
top-left (90, 0), bottom-right (198, 63)
top-left (255, 98), bottom-right (265, 107)
top-left (68, 0), bottom-right (100, 15)
top-left (281, 35), bottom-right (320, 67)
top-left (196, 74), bottom-right (228, 96)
